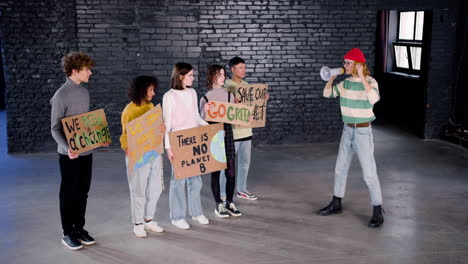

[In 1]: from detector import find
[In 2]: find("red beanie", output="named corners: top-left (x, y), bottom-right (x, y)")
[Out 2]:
top-left (343, 48), bottom-right (366, 63)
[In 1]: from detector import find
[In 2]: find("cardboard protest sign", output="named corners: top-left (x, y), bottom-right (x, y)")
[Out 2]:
top-left (61, 109), bottom-right (111, 154)
top-left (235, 84), bottom-right (268, 128)
top-left (126, 104), bottom-right (164, 174)
top-left (204, 101), bottom-right (254, 126)
top-left (169, 123), bottom-right (226, 180)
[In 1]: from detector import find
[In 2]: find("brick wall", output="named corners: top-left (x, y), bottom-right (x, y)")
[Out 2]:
top-left (1, 0), bottom-right (381, 152)
top-left (0, 0), bottom-right (78, 152)
top-left (2, 0), bottom-right (464, 153)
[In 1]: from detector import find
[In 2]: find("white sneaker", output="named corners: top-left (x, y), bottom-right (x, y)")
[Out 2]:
top-left (192, 214), bottom-right (209, 225)
top-left (171, 219), bottom-right (190, 230)
top-left (144, 220), bottom-right (164, 233)
top-left (133, 224), bottom-right (147, 238)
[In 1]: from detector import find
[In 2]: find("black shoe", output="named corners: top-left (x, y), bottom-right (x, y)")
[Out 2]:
top-left (318, 196), bottom-right (342, 216)
top-left (368, 205), bottom-right (384, 228)
top-left (73, 229), bottom-right (96, 246)
top-left (61, 235), bottom-right (83, 250)
top-left (225, 202), bottom-right (242, 217)
top-left (214, 202), bottom-right (230, 218)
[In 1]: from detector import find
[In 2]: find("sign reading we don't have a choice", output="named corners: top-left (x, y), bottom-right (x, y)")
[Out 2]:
top-left (61, 109), bottom-right (111, 154)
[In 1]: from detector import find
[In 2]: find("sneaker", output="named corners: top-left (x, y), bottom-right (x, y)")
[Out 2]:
top-left (214, 202), bottom-right (230, 218)
top-left (73, 229), bottom-right (96, 246)
top-left (171, 219), bottom-right (190, 230)
top-left (225, 202), bottom-right (242, 217)
top-left (144, 220), bottom-right (164, 233)
top-left (61, 235), bottom-right (83, 250)
top-left (133, 224), bottom-right (147, 238)
top-left (237, 191), bottom-right (258, 200)
top-left (192, 215), bottom-right (210, 225)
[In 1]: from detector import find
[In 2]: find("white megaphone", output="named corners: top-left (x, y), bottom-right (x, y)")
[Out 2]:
top-left (320, 66), bottom-right (344, 81)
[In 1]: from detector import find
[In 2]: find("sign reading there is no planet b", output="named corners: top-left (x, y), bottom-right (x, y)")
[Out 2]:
top-left (169, 123), bottom-right (226, 180)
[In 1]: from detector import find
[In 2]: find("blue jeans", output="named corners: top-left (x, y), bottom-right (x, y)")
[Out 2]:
top-left (125, 156), bottom-right (163, 224)
top-left (169, 169), bottom-right (204, 220)
top-left (220, 139), bottom-right (252, 196)
top-left (333, 125), bottom-right (382, 206)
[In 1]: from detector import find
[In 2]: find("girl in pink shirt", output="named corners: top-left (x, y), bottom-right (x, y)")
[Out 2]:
top-left (163, 62), bottom-right (209, 230)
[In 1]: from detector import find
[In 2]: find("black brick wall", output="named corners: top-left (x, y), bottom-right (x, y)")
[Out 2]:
top-left (0, 0), bottom-right (78, 152)
top-left (0, 0), bottom-right (463, 152)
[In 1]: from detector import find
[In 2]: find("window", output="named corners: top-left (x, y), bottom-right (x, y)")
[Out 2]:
top-left (393, 11), bottom-right (424, 74)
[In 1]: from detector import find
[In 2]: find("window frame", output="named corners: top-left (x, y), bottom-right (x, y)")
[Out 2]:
top-left (393, 11), bottom-right (424, 75)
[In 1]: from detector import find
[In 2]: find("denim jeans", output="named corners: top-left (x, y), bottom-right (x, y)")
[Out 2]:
top-left (220, 139), bottom-right (252, 196)
top-left (169, 169), bottom-right (204, 220)
top-left (125, 155), bottom-right (163, 224)
top-left (333, 125), bottom-right (382, 206)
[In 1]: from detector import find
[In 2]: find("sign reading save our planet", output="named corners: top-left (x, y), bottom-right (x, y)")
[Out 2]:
top-left (169, 123), bottom-right (226, 180)
top-left (235, 84), bottom-right (268, 128)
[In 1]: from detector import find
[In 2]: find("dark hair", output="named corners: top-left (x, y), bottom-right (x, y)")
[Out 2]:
top-left (61, 52), bottom-right (95, 77)
top-left (128, 75), bottom-right (158, 105)
top-left (228, 56), bottom-right (245, 68)
top-left (170, 62), bottom-right (193, 90)
top-left (206, 64), bottom-right (225, 90)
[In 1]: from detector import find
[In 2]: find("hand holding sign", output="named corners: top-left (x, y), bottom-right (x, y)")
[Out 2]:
top-left (204, 102), bottom-right (214, 112)
top-left (67, 148), bottom-right (79, 159)
top-left (166, 148), bottom-right (175, 163)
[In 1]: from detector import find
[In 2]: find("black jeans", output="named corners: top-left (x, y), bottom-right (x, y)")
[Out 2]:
top-left (211, 159), bottom-right (235, 204)
top-left (58, 153), bottom-right (93, 236)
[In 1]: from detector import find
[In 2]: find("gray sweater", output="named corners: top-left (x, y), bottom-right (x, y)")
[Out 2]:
top-left (50, 77), bottom-right (92, 156)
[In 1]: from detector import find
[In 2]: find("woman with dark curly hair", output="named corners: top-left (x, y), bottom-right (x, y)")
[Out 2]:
top-left (120, 75), bottom-right (166, 238)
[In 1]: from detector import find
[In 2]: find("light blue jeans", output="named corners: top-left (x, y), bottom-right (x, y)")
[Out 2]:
top-left (220, 139), bottom-right (252, 196)
top-left (125, 155), bottom-right (163, 224)
top-left (333, 125), bottom-right (382, 206)
top-left (169, 169), bottom-right (204, 220)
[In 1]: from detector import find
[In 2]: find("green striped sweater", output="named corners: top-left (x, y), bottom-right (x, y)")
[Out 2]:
top-left (323, 76), bottom-right (380, 124)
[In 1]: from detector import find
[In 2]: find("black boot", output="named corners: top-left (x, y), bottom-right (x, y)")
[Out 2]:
top-left (368, 205), bottom-right (384, 228)
top-left (318, 196), bottom-right (342, 216)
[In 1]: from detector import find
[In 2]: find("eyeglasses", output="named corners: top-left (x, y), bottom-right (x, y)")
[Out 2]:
top-left (342, 61), bottom-right (354, 66)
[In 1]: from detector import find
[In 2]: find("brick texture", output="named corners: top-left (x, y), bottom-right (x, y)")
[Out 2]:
top-left (0, 0), bottom-right (463, 152)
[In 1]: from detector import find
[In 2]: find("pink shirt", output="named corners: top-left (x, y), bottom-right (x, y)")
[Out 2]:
top-left (163, 88), bottom-right (208, 149)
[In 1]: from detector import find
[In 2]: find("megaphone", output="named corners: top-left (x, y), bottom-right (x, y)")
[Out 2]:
top-left (320, 66), bottom-right (344, 81)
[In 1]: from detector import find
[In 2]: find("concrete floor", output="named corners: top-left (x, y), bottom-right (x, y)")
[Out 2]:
top-left (1, 110), bottom-right (468, 264)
